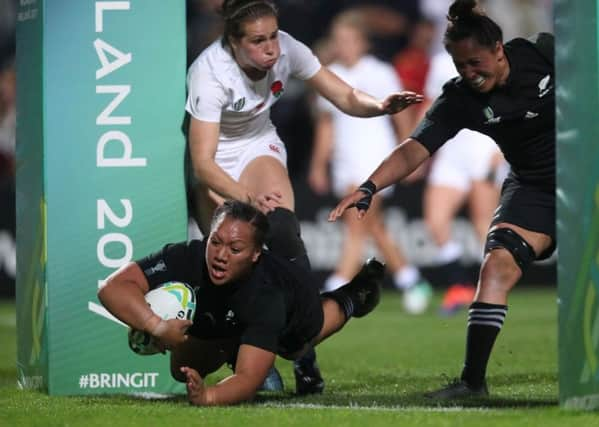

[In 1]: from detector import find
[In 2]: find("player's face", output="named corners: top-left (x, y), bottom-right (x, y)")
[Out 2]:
top-left (205, 216), bottom-right (261, 286)
top-left (447, 38), bottom-right (508, 93)
top-left (331, 24), bottom-right (367, 66)
top-left (232, 15), bottom-right (280, 75)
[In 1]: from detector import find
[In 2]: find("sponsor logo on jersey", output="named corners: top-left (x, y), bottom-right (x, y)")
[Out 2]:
top-left (271, 80), bottom-right (284, 98)
top-left (144, 260), bottom-right (166, 276)
top-left (232, 97), bottom-right (246, 111)
top-left (269, 143), bottom-right (280, 153)
top-left (538, 74), bottom-right (552, 98)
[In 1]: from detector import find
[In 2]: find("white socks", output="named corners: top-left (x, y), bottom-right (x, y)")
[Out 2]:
top-left (323, 274), bottom-right (349, 292)
top-left (436, 240), bottom-right (463, 264)
top-left (393, 265), bottom-right (420, 290)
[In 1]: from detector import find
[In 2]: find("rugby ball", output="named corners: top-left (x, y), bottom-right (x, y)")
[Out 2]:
top-left (128, 281), bottom-right (196, 355)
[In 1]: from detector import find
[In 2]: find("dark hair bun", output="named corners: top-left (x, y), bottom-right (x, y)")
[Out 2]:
top-left (447, 0), bottom-right (480, 23)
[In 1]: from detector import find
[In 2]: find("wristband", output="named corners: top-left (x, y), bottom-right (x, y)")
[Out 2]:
top-left (353, 180), bottom-right (377, 212)
top-left (358, 180), bottom-right (377, 196)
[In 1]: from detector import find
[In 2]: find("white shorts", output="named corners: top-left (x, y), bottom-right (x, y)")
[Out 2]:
top-left (428, 129), bottom-right (504, 192)
top-left (214, 131), bottom-right (287, 181)
top-left (331, 152), bottom-right (393, 199)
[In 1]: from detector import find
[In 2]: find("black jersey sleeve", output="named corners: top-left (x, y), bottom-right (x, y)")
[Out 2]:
top-left (239, 288), bottom-right (287, 354)
top-left (529, 32), bottom-right (554, 66)
top-left (135, 241), bottom-right (197, 290)
top-left (410, 83), bottom-right (467, 154)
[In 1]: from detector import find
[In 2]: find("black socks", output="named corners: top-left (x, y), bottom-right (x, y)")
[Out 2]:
top-left (461, 301), bottom-right (508, 388)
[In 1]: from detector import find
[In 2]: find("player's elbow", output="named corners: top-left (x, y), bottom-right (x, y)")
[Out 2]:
top-left (192, 157), bottom-right (217, 182)
top-left (97, 278), bottom-right (115, 308)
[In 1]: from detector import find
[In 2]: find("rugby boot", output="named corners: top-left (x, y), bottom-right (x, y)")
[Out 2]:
top-left (425, 378), bottom-right (489, 400)
top-left (341, 257), bottom-right (384, 317)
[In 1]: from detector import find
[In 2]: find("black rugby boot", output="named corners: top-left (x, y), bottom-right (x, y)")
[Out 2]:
top-left (425, 378), bottom-right (489, 400)
top-left (340, 257), bottom-right (384, 318)
top-left (293, 349), bottom-right (325, 395)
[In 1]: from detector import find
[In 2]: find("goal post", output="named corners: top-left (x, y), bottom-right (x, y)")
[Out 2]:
top-left (555, 0), bottom-right (599, 409)
top-left (16, 0), bottom-right (188, 395)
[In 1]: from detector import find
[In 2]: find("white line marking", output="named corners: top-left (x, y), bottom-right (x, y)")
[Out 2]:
top-left (257, 402), bottom-right (490, 412)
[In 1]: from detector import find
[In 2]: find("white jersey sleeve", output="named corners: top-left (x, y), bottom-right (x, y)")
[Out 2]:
top-left (281, 32), bottom-right (321, 80)
top-left (185, 62), bottom-right (228, 123)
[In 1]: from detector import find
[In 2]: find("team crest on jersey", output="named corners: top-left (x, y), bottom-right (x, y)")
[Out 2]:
top-left (538, 74), bottom-right (552, 98)
top-left (483, 106), bottom-right (501, 124)
top-left (271, 80), bottom-right (284, 98)
top-left (232, 97), bottom-right (246, 111)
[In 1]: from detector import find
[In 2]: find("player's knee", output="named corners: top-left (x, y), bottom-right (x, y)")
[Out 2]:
top-left (265, 208), bottom-right (308, 263)
top-left (480, 249), bottom-right (522, 292)
top-left (481, 228), bottom-right (532, 290)
top-left (484, 227), bottom-right (536, 273)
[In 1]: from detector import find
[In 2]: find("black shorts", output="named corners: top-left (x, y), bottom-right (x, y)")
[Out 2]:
top-left (277, 305), bottom-right (324, 359)
top-left (491, 176), bottom-right (555, 259)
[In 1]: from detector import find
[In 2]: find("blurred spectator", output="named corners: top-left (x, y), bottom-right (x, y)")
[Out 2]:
top-left (0, 51), bottom-right (15, 179)
top-left (275, 0), bottom-right (338, 47)
top-left (0, 0), bottom-right (17, 42)
top-left (420, 0), bottom-right (454, 54)
top-left (0, 26), bottom-right (14, 298)
top-left (272, 0), bottom-right (419, 181)
top-left (393, 18), bottom-right (435, 94)
top-left (392, 17), bottom-right (436, 132)
top-left (308, 10), bottom-right (432, 314)
top-left (481, 0), bottom-right (553, 40)
top-left (186, 0), bottom-right (224, 66)
top-left (338, 0), bottom-right (419, 61)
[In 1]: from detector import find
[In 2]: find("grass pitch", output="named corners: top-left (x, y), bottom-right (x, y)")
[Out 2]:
top-left (1, 288), bottom-right (596, 426)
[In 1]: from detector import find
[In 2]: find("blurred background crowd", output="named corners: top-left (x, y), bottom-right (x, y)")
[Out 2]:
top-left (0, 0), bottom-right (553, 301)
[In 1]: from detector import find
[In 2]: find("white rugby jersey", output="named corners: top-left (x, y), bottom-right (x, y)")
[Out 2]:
top-left (317, 55), bottom-right (401, 172)
top-left (185, 31), bottom-right (321, 151)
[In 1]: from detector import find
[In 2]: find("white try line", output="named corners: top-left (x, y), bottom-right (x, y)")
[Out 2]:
top-left (257, 402), bottom-right (490, 412)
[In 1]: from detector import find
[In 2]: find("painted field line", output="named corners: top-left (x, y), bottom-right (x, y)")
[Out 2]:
top-left (258, 402), bottom-right (490, 412)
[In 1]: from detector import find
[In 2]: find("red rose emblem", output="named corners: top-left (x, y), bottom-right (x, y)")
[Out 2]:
top-left (270, 80), bottom-right (284, 98)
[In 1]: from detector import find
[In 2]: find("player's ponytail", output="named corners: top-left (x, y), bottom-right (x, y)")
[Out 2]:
top-left (444, 0), bottom-right (502, 49)
top-left (220, 0), bottom-right (278, 46)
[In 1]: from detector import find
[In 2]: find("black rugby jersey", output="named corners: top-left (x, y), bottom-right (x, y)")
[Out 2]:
top-left (412, 33), bottom-right (555, 190)
top-left (136, 240), bottom-right (323, 355)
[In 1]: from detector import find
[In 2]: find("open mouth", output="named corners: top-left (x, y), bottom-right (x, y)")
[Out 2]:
top-left (471, 76), bottom-right (486, 89)
top-left (211, 264), bottom-right (227, 280)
